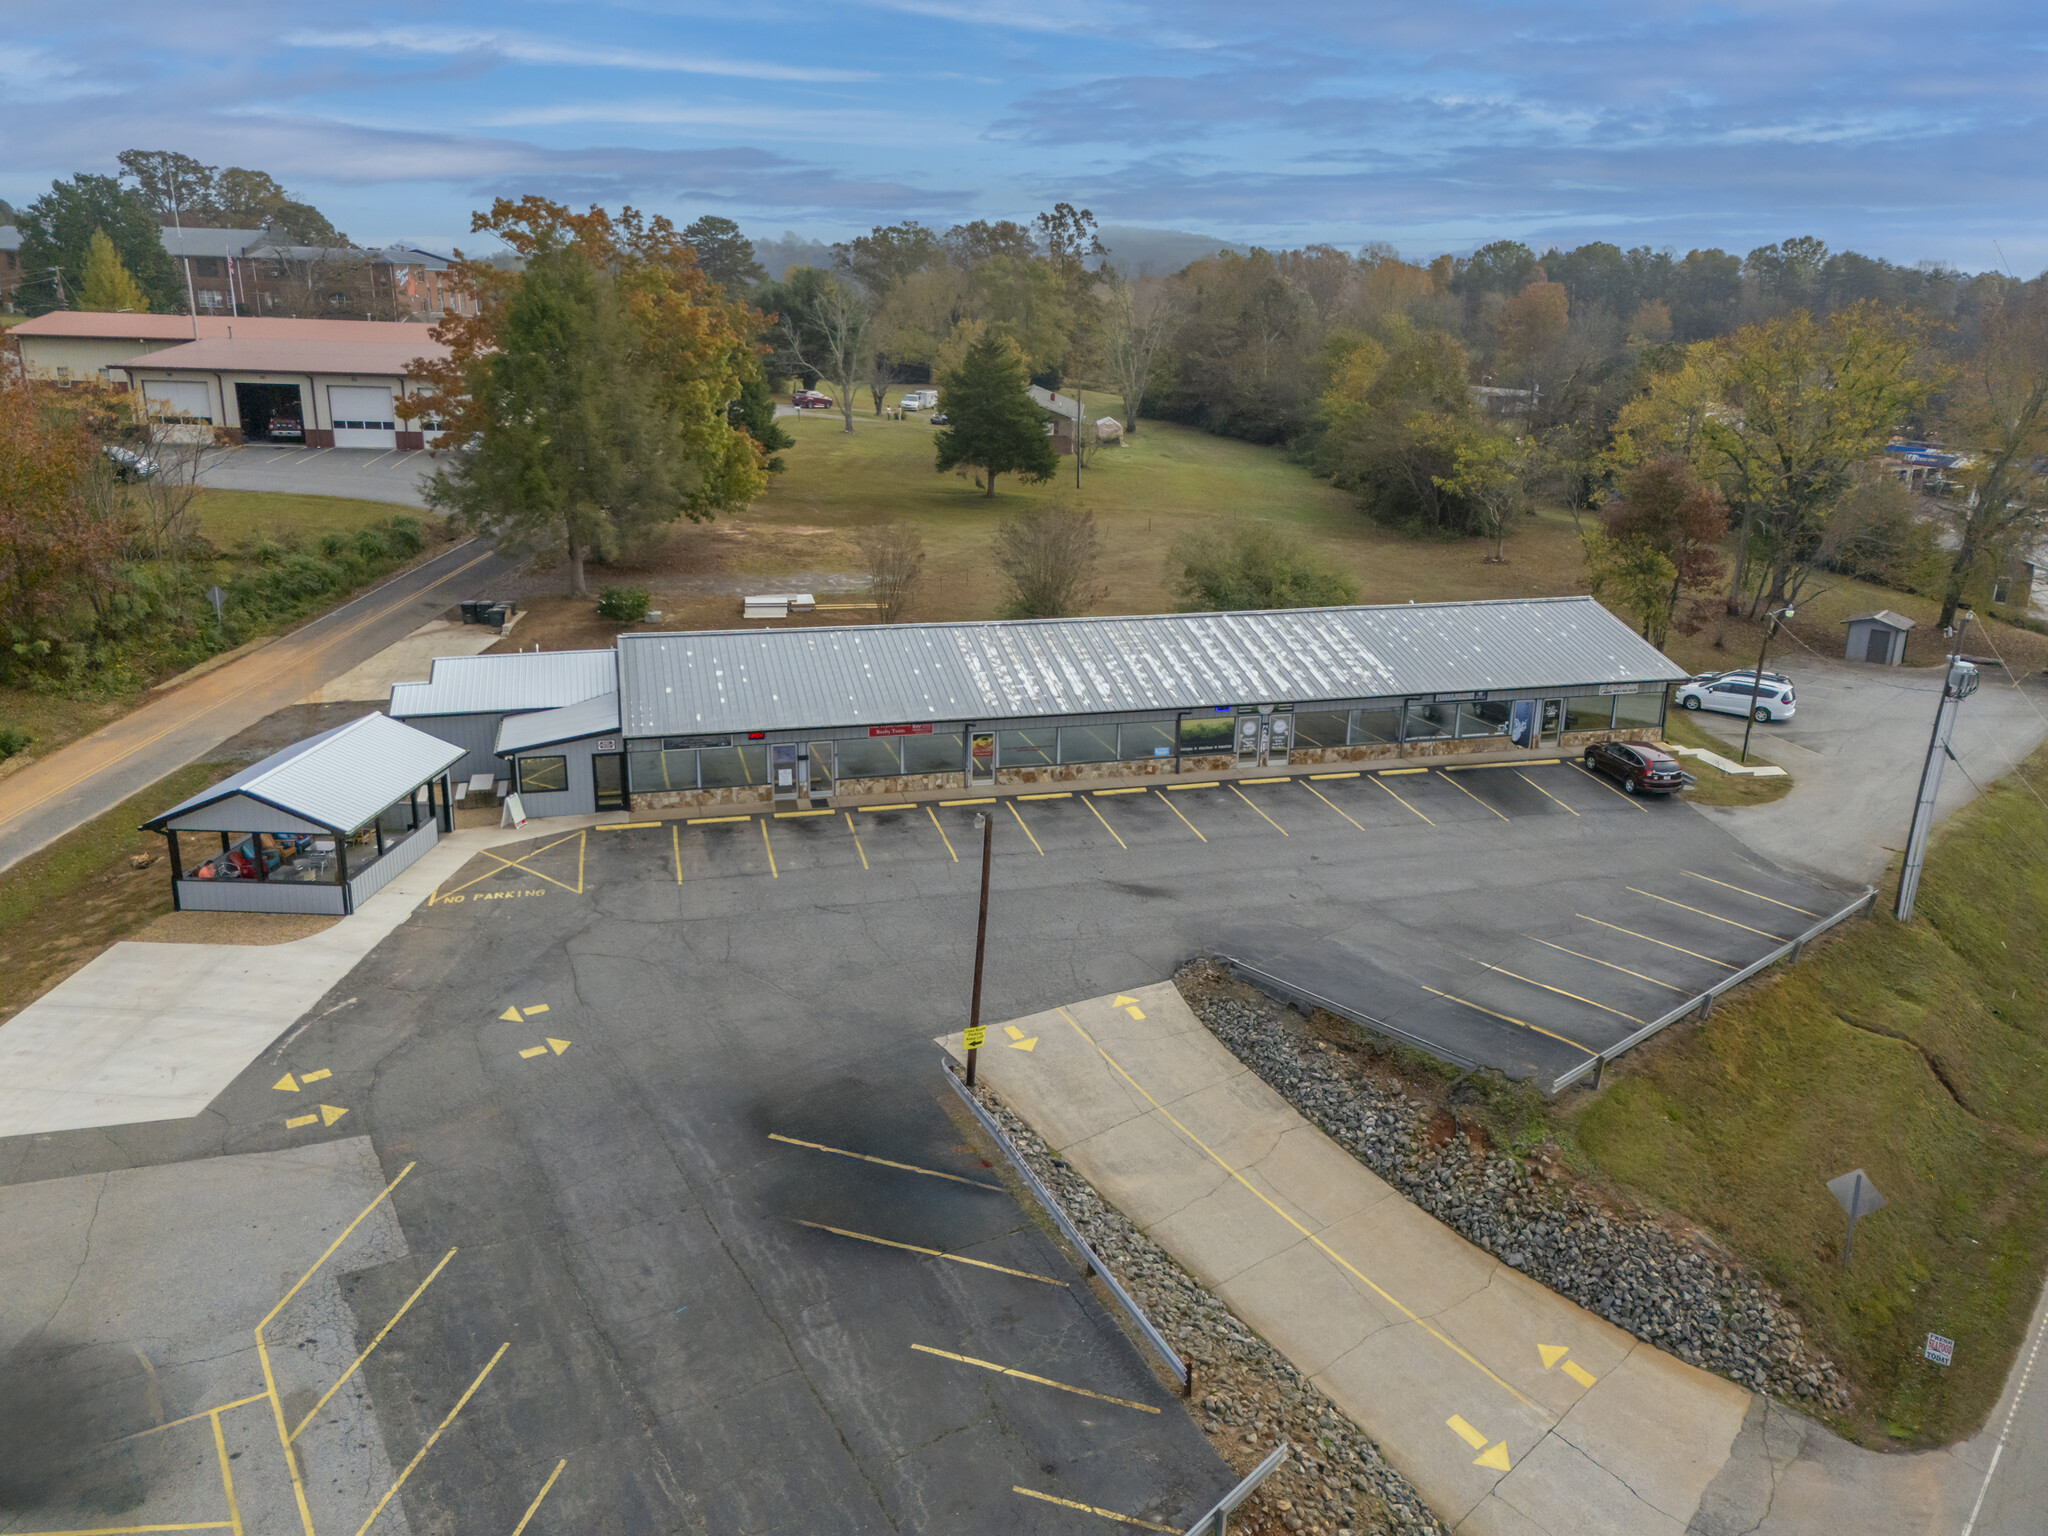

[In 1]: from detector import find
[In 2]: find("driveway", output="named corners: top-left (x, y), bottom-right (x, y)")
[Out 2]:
top-left (1681, 654), bottom-right (2048, 884)
top-left (198, 444), bottom-right (443, 508)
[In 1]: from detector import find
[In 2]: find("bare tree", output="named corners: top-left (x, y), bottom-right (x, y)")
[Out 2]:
top-left (783, 274), bottom-right (876, 434)
top-left (131, 433), bottom-right (205, 557)
top-left (992, 502), bottom-right (1105, 618)
top-left (1099, 272), bottom-right (1181, 437)
top-left (1938, 290), bottom-right (2048, 626)
top-left (856, 521), bottom-right (925, 622)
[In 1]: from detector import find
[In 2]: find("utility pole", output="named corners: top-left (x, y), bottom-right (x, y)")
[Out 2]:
top-left (964, 811), bottom-right (994, 1087)
top-left (1075, 387), bottom-right (1083, 490)
top-left (1739, 605), bottom-right (1793, 763)
top-left (1896, 611), bottom-right (1978, 921)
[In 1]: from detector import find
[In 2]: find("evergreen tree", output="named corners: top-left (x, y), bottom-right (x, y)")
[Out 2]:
top-left (933, 332), bottom-right (1056, 497)
top-left (729, 368), bottom-right (793, 472)
top-left (78, 230), bottom-right (147, 312)
top-left (682, 215), bottom-right (765, 294)
top-left (17, 174), bottom-right (180, 315)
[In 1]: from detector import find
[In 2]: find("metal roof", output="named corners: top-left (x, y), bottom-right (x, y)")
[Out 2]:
top-left (389, 649), bottom-right (618, 719)
top-left (118, 335), bottom-right (450, 377)
top-left (158, 227), bottom-right (268, 258)
top-left (617, 597), bottom-right (1691, 738)
top-left (495, 691), bottom-right (621, 754)
top-left (1842, 610), bottom-right (1916, 629)
top-left (144, 713), bottom-right (463, 835)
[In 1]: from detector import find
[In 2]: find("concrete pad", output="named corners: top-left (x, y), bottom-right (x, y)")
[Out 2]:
top-left (1164, 1069), bottom-right (1302, 1171)
top-left (1484, 1427), bottom-right (1687, 1536)
top-left (1238, 1120), bottom-right (1396, 1229)
top-left (1431, 1263), bottom-right (1638, 1417)
top-left (1316, 1192), bottom-right (1500, 1315)
top-left (1063, 1111), bottom-right (1231, 1232)
top-left (1549, 1344), bottom-right (1751, 1524)
top-left (1214, 1236), bottom-right (1398, 1374)
top-left (304, 617), bottom-right (501, 703)
top-left (1145, 1171), bottom-right (1311, 1289)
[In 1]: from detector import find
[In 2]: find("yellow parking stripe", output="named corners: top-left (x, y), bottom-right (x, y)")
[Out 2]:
top-left (767, 1132), bottom-right (1004, 1190)
top-left (1093, 786), bottom-right (1149, 795)
top-left (927, 806), bottom-right (958, 861)
top-left (1007, 800), bottom-right (1046, 855)
top-left (796, 1221), bottom-right (1066, 1285)
top-left (1519, 934), bottom-right (1689, 993)
top-left (688, 814), bottom-right (752, 825)
top-left (1299, 779), bottom-right (1366, 831)
top-left (1240, 775), bottom-right (1290, 784)
top-left (1566, 760), bottom-right (1648, 810)
top-left (942, 797), bottom-right (996, 806)
top-left (1515, 770), bottom-right (1579, 815)
top-left (1681, 870), bottom-right (1819, 917)
top-left (760, 818), bottom-right (778, 878)
top-left (1626, 887), bottom-right (1787, 940)
top-left (1368, 773), bottom-right (1434, 825)
top-left (1167, 780), bottom-right (1219, 790)
top-left (1018, 791), bottom-right (1071, 800)
top-left (861, 803), bottom-right (917, 812)
top-left (1576, 914), bottom-right (1736, 968)
top-left (1230, 784), bottom-right (1288, 835)
top-left (910, 1344), bottom-right (1160, 1413)
top-left (1310, 770), bottom-right (1360, 779)
top-left (844, 812), bottom-right (869, 870)
top-left (1379, 766), bottom-right (1427, 774)
top-left (1436, 770), bottom-right (1510, 820)
top-left (1012, 1486), bottom-right (1179, 1531)
top-left (595, 821), bottom-right (660, 829)
top-left (1466, 958), bottom-right (1643, 1023)
top-left (1417, 984), bottom-right (1599, 1056)
top-left (1083, 795), bottom-right (1128, 849)
top-left (1152, 788), bottom-right (1207, 842)
top-left (774, 807), bottom-right (834, 818)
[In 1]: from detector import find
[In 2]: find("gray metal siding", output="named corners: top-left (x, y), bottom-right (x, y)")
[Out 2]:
top-left (164, 794), bottom-right (329, 835)
top-left (509, 738), bottom-right (604, 817)
top-left (402, 713), bottom-right (506, 784)
top-left (618, 598), bottom-right (1691, 739)
top-left (176, 880), bottom-right (346, 916)
top-left (347, 822), bottom-right (437, 909)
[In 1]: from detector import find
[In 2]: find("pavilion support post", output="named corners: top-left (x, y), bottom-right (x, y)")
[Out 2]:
top-left (166, 832), bottom-right (183, 910)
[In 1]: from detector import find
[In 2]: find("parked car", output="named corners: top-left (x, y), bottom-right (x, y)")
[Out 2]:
top-left (266, 411), bottom-right (304, 443)
top-left (1674, 674), bottom-right (1797, 722)
top-left (1583, 739), bottom-right (1689, 795)
top-left (792, 389), bottom-right (834, 409)
top-left (930, 411), bottom-right (949, 425)
top-left (101, 444), bottom-right (158, 481)
top-left (1692, 668), bottom-right (1792, 691)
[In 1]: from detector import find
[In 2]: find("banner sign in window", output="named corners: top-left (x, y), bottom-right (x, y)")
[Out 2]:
top-left (663, 734), bottom-right (729, 749)
top-left (1599, 683), bottom-right (1643, 695)
top-left (869, 723), bottom-right (935, 737)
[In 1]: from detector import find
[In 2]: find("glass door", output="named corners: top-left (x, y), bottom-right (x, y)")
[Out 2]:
top-left (968, 731), bottom-right (996, 786)
top-left (593, 753), bottom-right (627, 811)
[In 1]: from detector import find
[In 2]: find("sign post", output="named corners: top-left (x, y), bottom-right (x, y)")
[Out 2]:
top-left (965, 812), bottom-right (993, 1086)
top-left (206, 584), bottom-right (226, 626)
top-left (1827, 1168), bottom-right (1886, 1268)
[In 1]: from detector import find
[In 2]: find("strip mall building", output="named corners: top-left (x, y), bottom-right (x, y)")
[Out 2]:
top-left (389, 598), bottom-right (1689, 819)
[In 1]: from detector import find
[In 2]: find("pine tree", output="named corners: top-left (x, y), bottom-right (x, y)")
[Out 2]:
top-left (78, 230), bottom-right (148, 312)
top-left (933, 332), bottom-right (1057, 497)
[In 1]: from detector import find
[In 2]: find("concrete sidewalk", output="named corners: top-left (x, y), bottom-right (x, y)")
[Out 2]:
top-left (0, 817), bottom-right (609, 1138)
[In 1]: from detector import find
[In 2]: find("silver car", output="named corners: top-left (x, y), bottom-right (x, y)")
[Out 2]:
top-left (1674, 675), bottom-right (1797, 722)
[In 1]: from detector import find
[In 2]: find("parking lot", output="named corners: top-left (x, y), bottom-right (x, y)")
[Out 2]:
top-left (197, 444), bottom-right (438, 508)
top-left (0, 755), bottom-right (1855, 1533)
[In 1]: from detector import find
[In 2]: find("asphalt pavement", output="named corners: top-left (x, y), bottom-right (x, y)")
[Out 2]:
top-left (197, 443), bottom-right (443, 508)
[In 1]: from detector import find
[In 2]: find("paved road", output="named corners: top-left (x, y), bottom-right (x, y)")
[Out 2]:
top-left (1683, 654), bottom-right (2048, 884)
top-left (198, 443), bottom-right (443, 508)
top-left (0, 537), bottom-right (522, 876)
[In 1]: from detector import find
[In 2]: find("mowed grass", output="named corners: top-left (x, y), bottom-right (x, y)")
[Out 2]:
top-left (1658, 709), bottom-right (1794, 808)
top-left (1565, 742), bottom-right (2048, 1446)
top-left (191, 488), bottom-right (429, 549)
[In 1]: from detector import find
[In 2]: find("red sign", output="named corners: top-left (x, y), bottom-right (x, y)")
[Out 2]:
top-left (869, 723), bottom-right (934, 737)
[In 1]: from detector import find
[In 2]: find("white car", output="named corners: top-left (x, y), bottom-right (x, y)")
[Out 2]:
top-left (1674, 674), bottom-right (1797, 723)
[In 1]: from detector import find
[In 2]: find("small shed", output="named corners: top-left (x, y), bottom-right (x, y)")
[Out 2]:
top-left (143, 714), bottom-right (463, 916)
top-left (1842, 610), bottom-right (1915, 666)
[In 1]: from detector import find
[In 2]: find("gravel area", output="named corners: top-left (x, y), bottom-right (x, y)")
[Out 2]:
top-left (1178, 961), bottom-right (1849, 1413)
top-left (967, 1086), bottom-right (1448, 1536)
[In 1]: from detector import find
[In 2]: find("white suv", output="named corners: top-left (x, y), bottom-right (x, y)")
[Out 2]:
top-left (1674, 675), bottom-right (1797, 722)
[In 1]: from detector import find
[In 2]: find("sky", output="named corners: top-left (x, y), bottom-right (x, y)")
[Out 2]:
top-left (4, 0), bottom-right (2046, 272)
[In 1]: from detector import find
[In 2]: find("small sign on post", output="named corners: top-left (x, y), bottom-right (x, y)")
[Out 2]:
top-left (206, 584), bottom-right (226, 624)
top-left (962, 1026), bottom-right (987, 1050)
top-left (1827, 1169), bottom-right (1886, 1269)
top-left (1924, 1333), bottom-right (1955, 1367)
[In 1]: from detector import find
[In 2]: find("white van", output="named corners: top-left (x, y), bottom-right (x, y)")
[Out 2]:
top-left (915, 389), bottom-right (938, 409)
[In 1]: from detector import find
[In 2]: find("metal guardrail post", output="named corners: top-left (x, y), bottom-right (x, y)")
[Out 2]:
top-left (1184, 1440), bottom-right (1289, 1535)
top-left (940, 1060), bottom-right (1192, 1396)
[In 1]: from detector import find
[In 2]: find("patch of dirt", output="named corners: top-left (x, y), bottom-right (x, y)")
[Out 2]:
top-left (129, 911), bottom-right (339, 946)
top-left (214, 701), bottom-right (384, 758)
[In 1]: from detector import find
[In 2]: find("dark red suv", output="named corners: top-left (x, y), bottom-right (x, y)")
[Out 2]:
top-left (1583, 740), bottom-right (1688, 795)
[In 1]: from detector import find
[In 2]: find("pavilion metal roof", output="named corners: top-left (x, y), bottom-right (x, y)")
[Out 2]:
top-left (390, 649), bottom-right (618, 718)
top-left (616, 597), bottom-right (1690, 738)
top-left (143, 713), bottom-right (463, 835)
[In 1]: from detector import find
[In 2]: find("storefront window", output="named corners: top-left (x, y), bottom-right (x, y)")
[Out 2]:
top-left (1178, 711), bottom-right (1234, 755)
top-left (1058, 723), bottom-right (1118, 763)
top-left (1351, 707), bottom-right (1402, 744)
top-left (699, 745), bottom-right (768, 788)
top-left (517, 755), bottom-right (567, 793)
top-left (1120, 721), bottom-right (1177, 761)
top-left (834, 737), bottom-right (903, 780)
top-left (1456, 700), bottom-right (1514, 738)
top-left (1292, 710), bottom-right (1351, 749)
top-left (1612, 689), bottom-right (1665, 731)
top-left (1402, 701), bottom-right (1455, 740)
top-left (628, 747), bottom-right (697, 790)
top-left (999, 728), bottom-right (1057, 768)
top-left (902, 730), bottom-right (963, 774)
top-left (1564, 696), bottom-right (1615, 732)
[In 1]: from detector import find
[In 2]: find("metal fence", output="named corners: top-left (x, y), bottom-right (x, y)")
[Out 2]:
top-left (1548, 886), bottom-right (1876, 1094)
top-left (940, 1059), bottom-right (1192, 1396)
top-left (1214, 957), bottom-right (1478, 1072)
top-left (1183, 1440), bottom-right (1290, 1535)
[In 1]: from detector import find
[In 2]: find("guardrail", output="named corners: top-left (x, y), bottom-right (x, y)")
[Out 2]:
top-left (1214, 957), bottom-right (1479, 1073)
top-left (941, 1059), bottom-right (1192, 1397)
top-left (1183, 1439), bottom-right (1289, 1535)
top-left (1549, 885), bottom-right (1876, 1094)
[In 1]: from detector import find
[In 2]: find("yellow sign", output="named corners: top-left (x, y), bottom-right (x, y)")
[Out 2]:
top-left (963, 1026), bottom-right (988, 1049)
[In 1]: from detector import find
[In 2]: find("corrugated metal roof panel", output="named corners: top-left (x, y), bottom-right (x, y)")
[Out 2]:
top-left (144, 713), bottom-right (464, 834)
top-left (617, 597), bottom-right (1690, 737)
top-left (388, 649), bottom-right (617, 718)
top-left (495, 692), bottom-right (621, 754)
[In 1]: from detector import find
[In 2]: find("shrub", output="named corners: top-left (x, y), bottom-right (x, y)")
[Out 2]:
top-left (319, 532), bottom-right (349, 559)
top-left (597, 586), bottom-right (651, 623)
top-left (386, 516), bottom-right (424, 556)
top-left (0, 726), bottom-right (32, 760)
top-left (352, 528), bottom-right (389, 562)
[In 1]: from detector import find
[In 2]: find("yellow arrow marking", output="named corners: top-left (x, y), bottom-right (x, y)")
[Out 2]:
top-left (1474, 1441), bottom-right (1512, 1471)
top-left (1008, 1037), bottom-right (1039, 1051)
top-left (274, 1073), bottom-right (299, 1092)
top-left (300, 1068), bottom-right (331, 1084)
top-left (1113, 995), bottom-right (1139, 1006)
top-left (1563, 1360), bottom-right (1597, 1388)
top-left (319, 1104), bottom-right (348, 1127)
top-left (286, 1113), bottom-right (317, 1129)
top-left (1539, 1344), bottom-right (1570, 1369)
top-left (547, 1038), bottom-right (570, 1055)
top-left (1447, 1414), bottom-right (1488, 1450)
top-left (499, 1006), bottom-right (522, 1022)
top-left (1005, 1025), bottom-right (1024, 1039)
top-left (1124, 1005), bottom-right (1146, 1020)
top-left (523, 1003), bottom-right (549, 1016)
top-left (519, 1046), bottom-right (547, 1059)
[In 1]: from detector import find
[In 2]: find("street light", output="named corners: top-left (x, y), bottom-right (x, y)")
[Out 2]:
top-left (1739, 605), bottom-right (1794, 764)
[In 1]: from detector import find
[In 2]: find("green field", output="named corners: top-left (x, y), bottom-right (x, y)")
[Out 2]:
top-left (191, 488), bottom-right (428, 549)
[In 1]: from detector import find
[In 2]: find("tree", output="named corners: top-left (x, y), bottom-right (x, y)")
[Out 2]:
top-left (729, 369), bottom-right (793, 472)
top-left (1583, 536), bottom-right (1678, 648)
top-left (857, 522), bottom-right (925, 623)
top-left (942, 219), bottom-right (1037, 269)
top-left (933, 331), bottom-right (1057, 497)
top-left (1589, 455), bottom-right (1726, 644)
top-left (1936, 288), bottom-right (2048, 626)
top-left (1314, 325), bottom-right (1489, 533)
top-left (1034, 204), bottom-right (1106, 280)
top-left (214, 167), bottom-right (341, 244)
top-left (833, 221), bottom-right (940, 297)
top-left (0, 378), bottom-right (128, 673)
top-left (1433, 431), bottom-right (1529, 562)
top-left (779, 273), bottom-right (875, 434)
top-left (116, 150), bottom-right (215, 224)
top-left (1099, 273), bottom-right (1181, 436)
top-left (682, 215), bottom-right (765, 294)
top-left (1170, 522), bottom-right (1359, 610)
top-left (1494, 279), bottom-right (1569, 382)
top-left (78, 231), bottom-right (147, 312)
top-left (993, 503), bottom-right (1102, 617)
top-left (17, 175), bottom-right (180, 315)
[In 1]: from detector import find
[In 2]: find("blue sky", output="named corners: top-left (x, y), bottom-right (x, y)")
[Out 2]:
top-left (5, 0), bottom-right (2045, 271)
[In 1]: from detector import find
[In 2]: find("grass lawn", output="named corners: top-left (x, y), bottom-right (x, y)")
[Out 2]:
top-left (191, 488), bottom-right (429, 550)
top-left (1659, 708), bottom-right (1794, 808)
top-left (0, 759), bottom-right (235, 1025)
top-left (1558, 741), bottom-right (2048, 1446)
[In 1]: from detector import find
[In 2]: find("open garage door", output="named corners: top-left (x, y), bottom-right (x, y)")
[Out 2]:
top-left (328, 385), bottom-right (397, 449)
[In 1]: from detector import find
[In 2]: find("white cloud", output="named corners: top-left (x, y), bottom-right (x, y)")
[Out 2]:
top-left (283, 28), bottom-right (875, 82)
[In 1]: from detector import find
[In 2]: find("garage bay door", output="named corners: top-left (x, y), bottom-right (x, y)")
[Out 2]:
top-left (143, 380), bottom-right (215, 424)
top-left (329, 385), bottom-right (397, 449)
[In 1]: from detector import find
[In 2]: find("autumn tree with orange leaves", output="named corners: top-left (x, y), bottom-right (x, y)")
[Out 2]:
top-left (408, 198), bottom-right (769, 595)
top-left (0, 378), bottom-right (128, 677)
